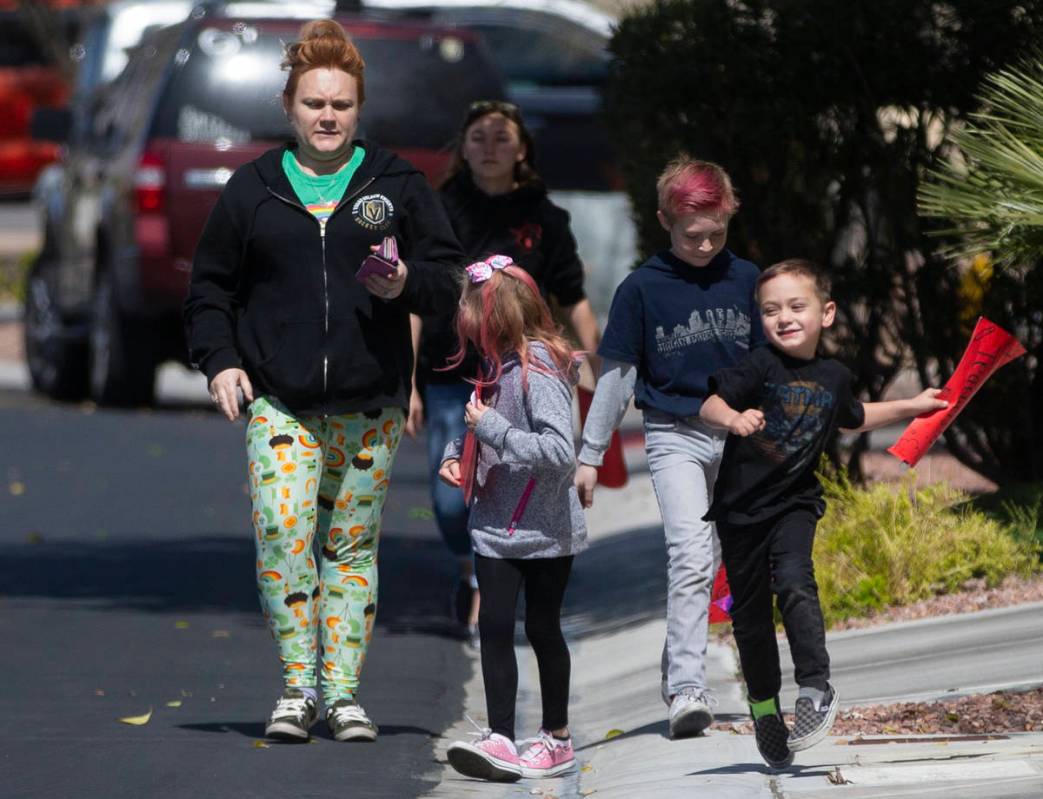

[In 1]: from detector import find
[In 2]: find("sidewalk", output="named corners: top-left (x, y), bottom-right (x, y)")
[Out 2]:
top-left (426, 464), bottom-right (1043, 798)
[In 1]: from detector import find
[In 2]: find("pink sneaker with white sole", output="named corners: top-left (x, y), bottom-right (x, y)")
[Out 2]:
top-left (519, 730), bottom-right (576, 778)
top-left (447, 732), bottom-right (522, 782)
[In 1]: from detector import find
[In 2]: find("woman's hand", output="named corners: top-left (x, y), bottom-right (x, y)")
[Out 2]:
top-left (405, 386), bottom-right (424, 438)
top-left (210, 368), bottom-right (254, 422)
top-left (465, 395), bottom-right (490, 430)
top-left (439, 458), bottom-right (462, 487)
top-left (363, 250), bottom-right (409, 300)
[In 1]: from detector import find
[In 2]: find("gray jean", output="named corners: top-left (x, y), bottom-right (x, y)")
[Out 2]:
top-left (644, 412), bottom-right (727, 695)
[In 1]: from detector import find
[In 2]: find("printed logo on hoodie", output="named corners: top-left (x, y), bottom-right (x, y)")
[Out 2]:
top-left (353, 194), bottom-right (395, 230)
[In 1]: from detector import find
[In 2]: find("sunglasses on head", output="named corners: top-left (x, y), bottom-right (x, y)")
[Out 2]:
top-left (468, 99), bottom-right (520, 115)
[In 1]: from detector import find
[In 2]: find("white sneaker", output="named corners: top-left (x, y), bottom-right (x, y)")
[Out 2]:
top-left (667, 687), bottom-right (716, 738)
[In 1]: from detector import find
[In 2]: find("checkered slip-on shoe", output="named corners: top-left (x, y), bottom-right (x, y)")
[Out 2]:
top-left (751, 699), bottom-right (794, 770)
top-left (789, 683), bottom-right (840, 752)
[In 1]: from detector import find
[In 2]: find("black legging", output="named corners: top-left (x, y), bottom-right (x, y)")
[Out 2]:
top-left (474, 553), bottom-right (574, 741)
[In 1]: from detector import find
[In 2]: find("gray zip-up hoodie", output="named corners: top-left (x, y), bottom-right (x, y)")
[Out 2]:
top-left (443, 342), bottom-right (587, 559)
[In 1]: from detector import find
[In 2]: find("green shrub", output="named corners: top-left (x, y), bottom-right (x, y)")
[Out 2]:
top-left (972, 482), bottom-right (1043, 558)
top-left (814, 467), bottom-right (1040, 626)
top-left (0, 251), bottom-right (33, 304)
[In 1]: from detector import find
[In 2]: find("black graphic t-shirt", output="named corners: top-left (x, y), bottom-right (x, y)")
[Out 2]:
top-left (705, 346), bottom-right (865, 525)
top-left (598, 248), bottom-right (764, 418)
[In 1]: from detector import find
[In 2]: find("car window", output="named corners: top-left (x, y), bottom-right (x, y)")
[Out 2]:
top-left (0, 9), bottom-right (79, 67)
top-left (89, 25), bottom-right (182, 155)
top-left (425, 10), bottom-right (609, 87)
top-left (149, 22), bottom-right (505, 149)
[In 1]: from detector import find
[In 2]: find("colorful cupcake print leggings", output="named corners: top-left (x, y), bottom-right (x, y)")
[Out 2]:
top-left (246, 396), bottom-right (404, 702)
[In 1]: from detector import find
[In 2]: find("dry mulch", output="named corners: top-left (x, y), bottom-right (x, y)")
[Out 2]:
top-left (713, 574), bottom-right (1043, 736)
top-left (716, 687), bottom-right (1043, 737)
top-left (829, 574), bottom-right (1043, 632)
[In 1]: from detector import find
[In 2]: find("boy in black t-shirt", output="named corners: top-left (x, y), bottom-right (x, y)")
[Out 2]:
top-left (700, 259), bottom-right (947, 769)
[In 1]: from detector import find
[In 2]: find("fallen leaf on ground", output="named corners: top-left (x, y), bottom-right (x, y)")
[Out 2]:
top-left (580, 763), bottom-right (593, 773)
top-left (118, 708), bottom-right (153, 725)
top-left (603, 729), bottom-right (623, 740)
top-left (165, 700), bottom-right (182, 708)
top-left (175, 621), bottom-right (189, 629)
top-left (827, 766), bottom-right (850, 785)
top-left (253, 740), bottom-right (269, 749)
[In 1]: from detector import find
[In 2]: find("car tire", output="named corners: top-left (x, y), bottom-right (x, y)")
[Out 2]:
top-left (89, 270), bottom-right (156, 406)
top-left (23, 259), bottom-right (90, 400)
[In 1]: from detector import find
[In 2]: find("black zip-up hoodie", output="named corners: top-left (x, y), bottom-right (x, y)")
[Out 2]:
top-left (185, 142), bottom-right (465, 416)
top-left (417, 171), bottom-right (586, 384)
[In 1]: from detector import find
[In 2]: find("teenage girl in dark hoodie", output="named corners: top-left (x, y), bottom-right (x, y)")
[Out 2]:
top-left (406, 102), bottom-right (601, 643)
top-left (184, 20), bottom-right (463, 744)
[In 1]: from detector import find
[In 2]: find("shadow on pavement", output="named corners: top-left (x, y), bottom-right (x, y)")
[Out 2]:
top-left (563, 523), bottom-right (668, 640)
top-left (573, 713), bottom-right (750, 753)
top-left (179, 720), bottom-right (439, 739)
top-left (692, 763), bottom-right (833, 777)
top-left (0, 533), bottom-right (463, 636)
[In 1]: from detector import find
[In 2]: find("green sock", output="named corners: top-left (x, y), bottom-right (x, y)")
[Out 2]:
top-left (749, 696), bottom-right (777, 720)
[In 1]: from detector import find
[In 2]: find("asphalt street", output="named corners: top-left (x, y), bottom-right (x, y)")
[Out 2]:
top-left (0, 389), bottom-right (472, 799)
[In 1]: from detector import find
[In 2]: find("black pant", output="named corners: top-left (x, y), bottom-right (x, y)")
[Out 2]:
top-left (474, 553), bottom-right (574, 741)
top-left (718, 508), bottom-right (829, 702)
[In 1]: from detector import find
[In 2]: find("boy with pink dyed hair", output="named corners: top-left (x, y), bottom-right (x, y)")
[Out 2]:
top-left (576, 156), bottom-right (763, 738)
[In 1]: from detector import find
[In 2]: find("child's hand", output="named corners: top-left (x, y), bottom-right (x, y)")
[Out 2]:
top-left (575, 464), bottom-right (598, 509)
top-left (465, 396), bottom-right (490, 430)
top-left (909, 388), bottom-right (949, 416)
top-left (439, 458), bottom-right (462, 487)
top-left (729, 409), bottom-right (765, 437)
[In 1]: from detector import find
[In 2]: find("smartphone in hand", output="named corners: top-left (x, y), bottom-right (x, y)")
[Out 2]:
top-left (356, 236), bottom-right (399, 282)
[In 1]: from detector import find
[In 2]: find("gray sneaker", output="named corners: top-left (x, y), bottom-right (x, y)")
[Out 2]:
top-left (326, 698), bottom-right (378, 742)
top-left (667, 687), bottom-right (716, 738)
top-left (789, 683), bottom-right (840, 752)
top-left (265, 688), bottom-right (318, 741)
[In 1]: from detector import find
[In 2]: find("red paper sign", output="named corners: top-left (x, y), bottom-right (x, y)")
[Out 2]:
top-left (460, 385), bottom-right (482, 505)
top-left (709, 564), bottom-right (732, 624)
top-left (577, 386), bottom-right (629, 488)
top-left (887, 317), bottom-right (1026, 467)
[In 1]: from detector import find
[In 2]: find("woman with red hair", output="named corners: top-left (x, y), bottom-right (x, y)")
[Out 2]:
top-left (185, 19), bottom-right (464, 743)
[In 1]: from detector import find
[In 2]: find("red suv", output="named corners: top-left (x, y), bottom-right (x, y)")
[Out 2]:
top-left (25, 10), bottom-right (504, 404)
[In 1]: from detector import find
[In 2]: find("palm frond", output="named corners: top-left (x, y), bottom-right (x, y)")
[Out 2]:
top-left (919, 60), bottom-right (1043, 265)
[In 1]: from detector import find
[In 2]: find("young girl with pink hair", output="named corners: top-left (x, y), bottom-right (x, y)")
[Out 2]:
top-left (439, 255), bottom-right (586, 782)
